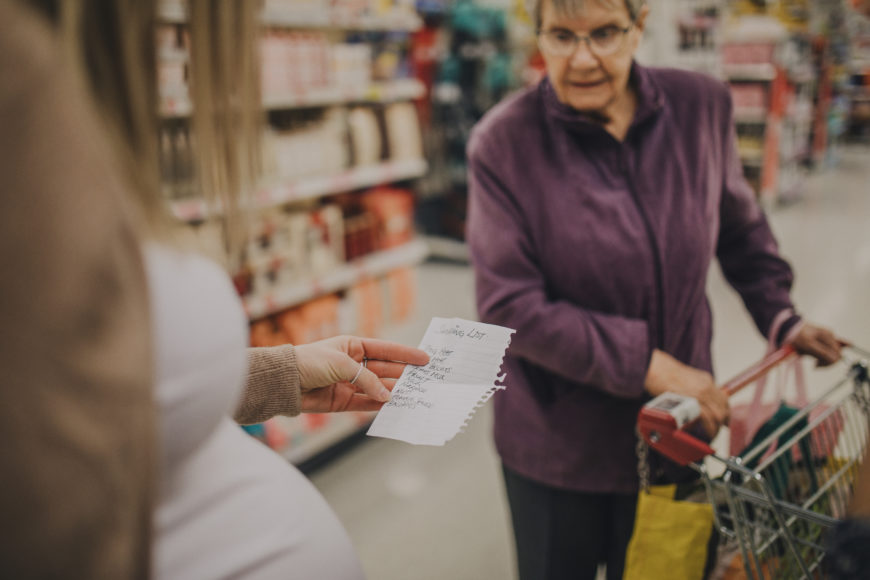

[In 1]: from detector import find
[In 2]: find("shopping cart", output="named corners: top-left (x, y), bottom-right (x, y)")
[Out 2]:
top-left (637, 346), bottom-right (870, 579)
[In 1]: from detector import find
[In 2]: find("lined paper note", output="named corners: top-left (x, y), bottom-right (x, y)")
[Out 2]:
top-left (367, 317), bottom-right (514, 445)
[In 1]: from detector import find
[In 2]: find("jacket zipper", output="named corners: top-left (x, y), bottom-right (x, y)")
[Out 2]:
top-left (621, 148), bottom-right (666, 349)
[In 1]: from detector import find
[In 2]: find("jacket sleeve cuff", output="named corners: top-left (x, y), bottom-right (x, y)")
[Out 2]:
top-left (768, 308), bottom-right (803, 348)
top-left (234, 344), bottom-right (301, 425)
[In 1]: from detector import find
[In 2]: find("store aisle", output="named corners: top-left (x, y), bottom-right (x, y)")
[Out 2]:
top-left (309, 145), bottom-right (870, 580)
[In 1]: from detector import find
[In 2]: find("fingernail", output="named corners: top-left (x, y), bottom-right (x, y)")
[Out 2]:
top-left (379, 388), bottom-right (391, 402)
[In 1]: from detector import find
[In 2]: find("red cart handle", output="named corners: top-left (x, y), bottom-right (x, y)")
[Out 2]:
top-left (637, 346), bottom-right (796, 466)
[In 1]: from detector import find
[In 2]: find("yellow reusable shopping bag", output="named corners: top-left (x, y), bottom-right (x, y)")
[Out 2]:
top-left (623, 484), bottom-right (714, 580)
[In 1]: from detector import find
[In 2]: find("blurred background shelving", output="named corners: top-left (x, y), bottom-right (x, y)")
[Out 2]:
top-left (156, 0), bottom-right (870, 466)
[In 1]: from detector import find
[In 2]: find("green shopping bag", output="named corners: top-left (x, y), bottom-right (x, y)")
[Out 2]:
top-left (739, 402), bottom-right (817, 500)
top-left (623, 484), bottom-right (714, 580)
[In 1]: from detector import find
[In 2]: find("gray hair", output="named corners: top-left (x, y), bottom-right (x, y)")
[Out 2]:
top-left (526, 0), bottom-right (646, 28)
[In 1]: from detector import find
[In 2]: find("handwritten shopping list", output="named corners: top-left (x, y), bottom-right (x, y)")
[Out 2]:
top-left (367, 317), bottom-right (514, 445)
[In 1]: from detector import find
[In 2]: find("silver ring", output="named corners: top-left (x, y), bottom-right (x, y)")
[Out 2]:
top-left (350, 361), bottom-right (365, 384)
top-left (363, 358), bottom-right (368, 368)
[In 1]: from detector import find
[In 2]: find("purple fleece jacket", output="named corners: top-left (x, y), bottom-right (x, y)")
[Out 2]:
top-left (466, 63), bottom-right (799, 493)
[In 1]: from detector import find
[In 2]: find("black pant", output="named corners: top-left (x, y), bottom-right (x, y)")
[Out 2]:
top-left (502, 465), bottom-right (637, 580)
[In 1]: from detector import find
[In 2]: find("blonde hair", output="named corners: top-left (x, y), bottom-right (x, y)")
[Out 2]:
top-left (28, 0), bottom-right (262, 262)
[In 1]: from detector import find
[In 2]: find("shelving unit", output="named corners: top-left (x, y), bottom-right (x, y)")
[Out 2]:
top-left (723, 62), bottom-right (778, 81)
top-left (158, 0), bottom-right (430, 465)
top-left (733, 107), bottom-right (768, 123)
top-left (158, 1), bottom-right (422, 31)
top-left (260, 6), bottom-right (423, 32)
top-left (170, 158), bottom-right (428, 221)
top-left (162, 78), bottom-right (426, 118)
top-left (242, 238), bottom-right (428, 320)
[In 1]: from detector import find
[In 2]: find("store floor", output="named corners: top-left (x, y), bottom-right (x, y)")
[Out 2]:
top-left (310, 145), bottom-right (870, 580)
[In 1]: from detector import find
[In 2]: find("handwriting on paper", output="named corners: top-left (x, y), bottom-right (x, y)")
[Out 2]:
top-left (367, 317), bottom-right (515, 446)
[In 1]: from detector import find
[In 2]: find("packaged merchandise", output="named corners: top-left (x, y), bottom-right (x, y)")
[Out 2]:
top-left (384, 101), bottom-right (423, 160)
top-left (385, 267), bottom-right (416, 324)
top-left (250, 318), bottom-right (289, 347)
top-left (265, 108), bottom-right (349, 182)
top-left (347, 106), bottom-right (384, 166)
top-left (360, 186), bottom-right (415, 249)
top-left (349, 278), bottom-right (383, 338)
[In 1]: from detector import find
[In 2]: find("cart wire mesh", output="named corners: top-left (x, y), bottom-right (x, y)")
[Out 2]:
top-left (699, 355), bottom-right (870, 579)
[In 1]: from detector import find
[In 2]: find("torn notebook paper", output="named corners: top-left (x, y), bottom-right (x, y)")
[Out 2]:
top-left (367, 317), bottom-right (514, 446)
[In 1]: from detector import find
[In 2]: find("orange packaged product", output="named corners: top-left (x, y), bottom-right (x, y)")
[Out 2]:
top-left (385, 267), bottom-right (416, 324)
top-left (276, 307), bottom-right (306, 345)
top-left (298, 294), bottom-right (340, 342)
top-left (249, 318), bottom-right (289, 347)
top-left (353, 278), bottom-right (383, 338)
top-left (360, 186), bottom-right (415, 250)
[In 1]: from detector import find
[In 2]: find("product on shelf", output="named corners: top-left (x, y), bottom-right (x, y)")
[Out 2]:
top-left (348, 277), bottom-right (383, 338)
top-left (385, 267), bottom-right (416, 324)
top-left (360, 186), bottom-right (416, 249)
top-left (264, 108), bottom-right (349, 182)
top-left (250, 318), bottom-right (289, 347)
top-left (156, 24), bottom-right (189, 98)
top-left (384, 101), bottom-right (423, 160)
top-left (341, 209), bottom-right (380, 261)
top-left (332, 42), bottom-right (375, 89)
top-left (158, 0), bottom-right (428, 466)
top-left (731, 83), bottom-right (769, 119)
top-left (238, 204), bottom-right (346, 304)
top-left (347, 106), bottom-right (385, 166)
top-left (277, 294), bottom-right (341, 344)
top-left (262, 0), bottom-right (328, 21)
top-left (261, 31), bottom-right (332, 97)
top-left (160, 124), bottom-right (196, 199)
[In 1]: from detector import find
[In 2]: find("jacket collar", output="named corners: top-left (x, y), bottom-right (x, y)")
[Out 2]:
top-left (540, 61), bottom-right (664, 137)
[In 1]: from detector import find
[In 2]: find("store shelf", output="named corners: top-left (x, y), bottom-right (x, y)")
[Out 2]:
top-left (724, 63), bottom-right (778, 82)
top-left (277, 413), bottom-right (373, 465)
top-left (161, 79), bottom-right (426, 117)
top-left (423, 235), bottom-right (470, 263)
top-left (253, 158), bottom-right (428, 210)
top-left (262, 78), bottom-right (426, 109)
top-left (243, 238), bottom-right (429, 319)
top-left (733, 107), bottom-right (768, 123)
top-left (159, 2), bottom-right (422, 31)
top-left (170, 159), bottom-right (429, 221)
top-left (740, 153), bottom-right (764, 168)
top-left (261, 6), bottom-right (423, 31)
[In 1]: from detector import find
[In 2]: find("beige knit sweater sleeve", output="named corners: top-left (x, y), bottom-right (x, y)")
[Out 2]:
top-left (235, 345), bottom-right (302, 424)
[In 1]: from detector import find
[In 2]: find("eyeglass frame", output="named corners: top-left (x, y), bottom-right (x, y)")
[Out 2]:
top-left (536, 22), bottom-right (635, 58)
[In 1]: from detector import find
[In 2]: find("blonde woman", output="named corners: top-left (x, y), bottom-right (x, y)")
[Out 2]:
top-left (0, 2), bottom-right (154, 577)
top-left (16, 0), bottom-right (429, 578)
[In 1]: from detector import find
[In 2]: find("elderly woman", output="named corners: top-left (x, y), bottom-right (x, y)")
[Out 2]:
top-left (466, 0), bottom-right (844, 578)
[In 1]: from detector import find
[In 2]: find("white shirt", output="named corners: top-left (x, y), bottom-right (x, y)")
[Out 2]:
top-left (146, 244), bottom-right (364, 579)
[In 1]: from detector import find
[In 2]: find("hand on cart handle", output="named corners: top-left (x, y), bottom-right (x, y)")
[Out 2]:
top-left (639, 346), bottom-right (801, 466)
top-left (787, 322), bottom-right (848, 367)
top-left (644, 349), bottom-right (730, 439)
top-left (639, 341), bottom-right (861, 467)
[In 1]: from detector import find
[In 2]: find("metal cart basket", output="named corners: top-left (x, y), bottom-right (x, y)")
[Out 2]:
top-left (638, 346), bottom-right (870, 579)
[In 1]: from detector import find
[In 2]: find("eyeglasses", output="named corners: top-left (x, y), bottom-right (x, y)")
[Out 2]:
top-left (537, 24), bottom-right (633, 57)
